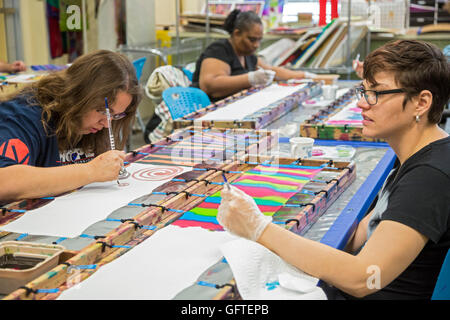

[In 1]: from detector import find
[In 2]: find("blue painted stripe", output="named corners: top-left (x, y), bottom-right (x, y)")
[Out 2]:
top-left (112, 245), bottom-right (131, 249)
top-left (165, 208), bottom-right (186, 214)
top-left (79, 234), bottom-right (98, 239)
top-left (105, 218), bottom-right (123, 223)
top-left (53, 237), bottom-right (67, 244)
top-left (70, 264), bottom-right (97, 270)
top-left (36, 288), bottom-right (60, 293)
top-left (178, 211), bottom-right (218, 224)
top-left (9, 209), bottom-right (27, 213)
top-left (141, 225), bottom-right (157, 230)
top-left (197, 281), bottom-right (218, 288)
top-left (15, 233), bottom-right (28, 241)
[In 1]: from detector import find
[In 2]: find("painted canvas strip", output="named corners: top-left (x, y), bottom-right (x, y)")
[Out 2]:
top-left (58, 225), bottom-right (238, 300)
top-left (325, 101), bottom-right (363, 126)
top-left (137, 131), bottom-right (257, 166)
top-left (0, 163), bottom-right (189, 237)
top-left (197, 84), bottom-right (306, 121)
top-left (172, 164), bottom-right (323, 230)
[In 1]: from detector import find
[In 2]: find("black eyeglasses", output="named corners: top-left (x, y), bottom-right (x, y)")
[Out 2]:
top-left (96, 109), bottom-right (127, 120)
top-left (355, 86), bottom-right (406, 106)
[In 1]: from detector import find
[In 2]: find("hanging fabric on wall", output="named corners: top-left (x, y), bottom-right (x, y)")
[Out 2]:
top-left (114, 0), bottom-right (126, 47)
top-left (46, 0), bottom-right (64, 59)
top-left (172, 164), bottom-right (323, 231)
top-left (65, 31), bottom-right (84, 62)
top-left (45, 0), bottom-right (84, 61)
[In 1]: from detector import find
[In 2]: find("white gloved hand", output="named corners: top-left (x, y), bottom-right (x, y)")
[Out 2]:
top-left (217, 185), bottom-right (272, 241)
top-left (303, 71), bottom-right (317, 79)
top-left (248, 69), bottom-right (276, 86)
top-left (353, 60), bottom-right (364, 79)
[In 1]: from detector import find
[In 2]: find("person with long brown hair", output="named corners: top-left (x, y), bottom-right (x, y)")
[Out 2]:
top-left (217, 40), bottom-right (450, 300)
top-left (0, 50), bottom-right (142, 203)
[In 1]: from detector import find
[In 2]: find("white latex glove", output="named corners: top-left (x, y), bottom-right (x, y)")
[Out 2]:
top-left (248, 69), bottom-right (276, 86)
top-left (217, 185), bottom-right (272, 241)
top-left (353, 60), bottom-right (364, 79)
top-left (303, 71), bottom-right (317, 79)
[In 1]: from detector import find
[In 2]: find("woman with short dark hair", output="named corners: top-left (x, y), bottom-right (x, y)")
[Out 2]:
top-left (217, 40), bottom-right (450, 300)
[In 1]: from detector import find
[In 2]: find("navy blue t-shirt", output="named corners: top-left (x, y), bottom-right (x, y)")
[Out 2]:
top-left (0, 95), bottom-right (60, 168)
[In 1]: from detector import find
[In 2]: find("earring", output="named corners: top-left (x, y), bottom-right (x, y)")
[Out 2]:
top-left (415, 115), bottom-right (420, 123)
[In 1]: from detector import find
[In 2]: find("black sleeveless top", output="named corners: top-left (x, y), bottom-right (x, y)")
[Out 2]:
top-left (191, 39), bottom-right (258, 102)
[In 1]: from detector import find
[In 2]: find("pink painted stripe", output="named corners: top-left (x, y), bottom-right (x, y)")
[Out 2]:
top-left (234, 186), bottom-right (301, 198)
top-left (234, 174), bottom-right (308, 186)
top-left (196, 202), bottom-right (219, 209)
top-left (172, 219), bottom-right (224, 231)
top-left (250, 168), bottom-right (320, 178)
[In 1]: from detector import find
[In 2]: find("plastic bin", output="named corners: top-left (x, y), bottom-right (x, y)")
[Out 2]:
top-left (0, 241), bottom-right (65, 295)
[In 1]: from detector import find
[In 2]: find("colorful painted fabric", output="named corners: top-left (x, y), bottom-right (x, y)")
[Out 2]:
top-left (172, 164), bottom-right (323, 230)
top-left (325, 102), bottom-right (363, 126)
top-left (138, 130), bottom-right (258, 167)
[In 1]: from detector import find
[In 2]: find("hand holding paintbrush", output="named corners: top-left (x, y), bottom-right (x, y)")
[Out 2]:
top-left (104, 97), bottom-right (128, 184)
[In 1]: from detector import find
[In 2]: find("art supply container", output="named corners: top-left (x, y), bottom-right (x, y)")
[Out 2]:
top-left (0, 241), bottom-right (65, 295)
top-left (290, 137), bottom-right (314, 158)
top-left (322, 85), bottom-right (338, 100)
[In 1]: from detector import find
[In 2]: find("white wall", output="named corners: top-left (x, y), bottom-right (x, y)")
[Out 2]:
top-left (0, 0), bottom-right (7, 62)
top-left (19, 0), bottom-right (49, 65)
top-left (126, 0), bottom-right (156, 45)
top-left (182, 0), bottom-right (204, 14)
top-left (97, 0), bottom-right (117, 51)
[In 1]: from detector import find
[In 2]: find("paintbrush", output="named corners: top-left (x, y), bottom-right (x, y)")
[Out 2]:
top-left (353, 53), bottom-right (361, 70)
top-left (104, 97), bottom-right (126, 185)
top-left (222, 172), bottom-right (231, 190)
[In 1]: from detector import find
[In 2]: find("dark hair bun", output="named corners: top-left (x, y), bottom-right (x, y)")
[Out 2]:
top-left (223, 9), bottom-right (241, 34)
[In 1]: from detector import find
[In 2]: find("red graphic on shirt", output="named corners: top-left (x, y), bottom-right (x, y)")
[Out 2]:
top-left (0, 139), bottom-right (30, 164)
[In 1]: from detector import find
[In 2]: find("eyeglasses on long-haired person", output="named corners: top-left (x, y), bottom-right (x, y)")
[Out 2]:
top-left (96, 109), bottom-right (127, 120)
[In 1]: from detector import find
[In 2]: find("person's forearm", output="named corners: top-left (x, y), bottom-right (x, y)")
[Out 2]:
top-left (258, 223), bottom-right (374, 297)
top-left (0, 164), bottom-right (95, 202)
top-left (0, 61), bottom-right (12, 73)
top-left (200, 74), bottom-right (251, 99)
top-left (269, 66), bottom-right (304, 81)
top-left (344, 212), bottom-right (371, 254)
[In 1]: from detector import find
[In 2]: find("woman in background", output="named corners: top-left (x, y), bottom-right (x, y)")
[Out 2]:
top-left (191, 9), bottom-right (318, 102)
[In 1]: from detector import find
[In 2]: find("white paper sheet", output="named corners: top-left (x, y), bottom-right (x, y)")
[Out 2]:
top-left (198, 84), bottom-right (306, 121)
top-left (6, 74), bottom-right (46, 83)
top-left (0, 163), bottom-right (188, 238)
top-left (58, 225), bottom-right (237, 300)
top-left (221, 238), bottom-right (327, 300)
